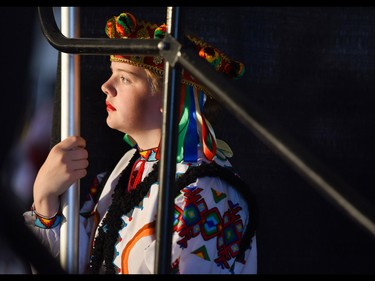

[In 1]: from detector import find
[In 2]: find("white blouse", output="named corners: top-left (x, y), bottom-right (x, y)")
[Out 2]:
top-left (24, 147), bottom-right (257, 274)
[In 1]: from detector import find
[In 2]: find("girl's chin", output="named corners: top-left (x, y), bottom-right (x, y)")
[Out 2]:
top-left (106, 120), bottom-right (125, 133)
top-left (106, 119), bottom-right (116, 129)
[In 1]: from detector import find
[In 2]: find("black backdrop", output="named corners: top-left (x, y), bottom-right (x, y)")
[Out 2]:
top-left (2, 6), bottom-right (375, 274)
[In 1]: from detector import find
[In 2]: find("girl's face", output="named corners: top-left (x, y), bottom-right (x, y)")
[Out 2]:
top-left (101, 61), bottom-right (163, 149)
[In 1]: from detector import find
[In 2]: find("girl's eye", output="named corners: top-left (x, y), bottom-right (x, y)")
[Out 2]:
top-left (120, 76), bottom-right (130, 84)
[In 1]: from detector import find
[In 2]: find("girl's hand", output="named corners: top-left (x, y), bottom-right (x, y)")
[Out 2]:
top-left (33, 135), bottom-right (89, 217)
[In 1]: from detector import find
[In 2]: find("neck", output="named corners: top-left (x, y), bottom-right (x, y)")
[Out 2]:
top-left (130, 128), bottom-right (161, 151)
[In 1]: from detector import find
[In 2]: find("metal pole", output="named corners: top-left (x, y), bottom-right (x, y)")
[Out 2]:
top-left (60, 6), bottom-right (80, 274)
top-left (155, 6), bottom-right (182, 274)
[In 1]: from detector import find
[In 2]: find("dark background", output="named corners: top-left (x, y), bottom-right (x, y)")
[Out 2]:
top-left (1, 6), bottom-right (375, 274)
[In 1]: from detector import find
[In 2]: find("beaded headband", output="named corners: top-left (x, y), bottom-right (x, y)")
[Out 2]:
top-left (105, 12), bottom-right (245, 162)
top-left (105, 12), bottom-right (245, 92)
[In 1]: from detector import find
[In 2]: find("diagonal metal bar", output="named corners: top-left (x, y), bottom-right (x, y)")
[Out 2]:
top-left (176, 44), bottom-right (375, 238)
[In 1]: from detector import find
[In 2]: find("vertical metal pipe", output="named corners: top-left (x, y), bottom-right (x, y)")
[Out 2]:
top-left (60, 7), bottom-right (80, 274)
top-left (155, 6), bottom-right (182, 274)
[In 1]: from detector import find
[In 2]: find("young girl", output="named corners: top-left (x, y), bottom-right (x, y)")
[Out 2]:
top-left (24, 11), bottom-right (258, 274)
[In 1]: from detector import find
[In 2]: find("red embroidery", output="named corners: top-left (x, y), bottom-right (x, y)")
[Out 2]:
top-left (127, 159), bottom-right (146, 192)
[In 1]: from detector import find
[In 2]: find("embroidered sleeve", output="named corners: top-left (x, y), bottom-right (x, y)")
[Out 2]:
top-left (22, 171), bottom-right (111, 273)
top-left (23, 210), bottom-right (61, 259)
top-left (30, 204), bottom-right (62, 229)
top-left (171, 176), bottom-right (254, 274)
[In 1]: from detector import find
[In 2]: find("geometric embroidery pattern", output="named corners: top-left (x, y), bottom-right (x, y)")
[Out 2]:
top-left (192, 245), bottom-right (211, 261)
top-left (174, 185), bottom-right (244, 269)
top-left (211, 187), bottom-right (227, 203)
top-left (214, 200), bottom-right (243, 269)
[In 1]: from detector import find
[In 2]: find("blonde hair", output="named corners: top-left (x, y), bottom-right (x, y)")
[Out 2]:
top-left (144, 68), bottom-right (221, 124)
top-left (144, 68), bottom-right (163, 95)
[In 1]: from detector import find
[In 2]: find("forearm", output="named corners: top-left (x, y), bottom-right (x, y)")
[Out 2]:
top-left (33, 191), bottom-right (60, 218)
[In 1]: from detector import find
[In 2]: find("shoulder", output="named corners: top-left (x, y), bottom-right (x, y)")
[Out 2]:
top-left (176, 158), bottom-right (257, 214)
top-left (176, 159), bottom-right (244, 192)
top-left (175, 160), bottom-right (250, 208)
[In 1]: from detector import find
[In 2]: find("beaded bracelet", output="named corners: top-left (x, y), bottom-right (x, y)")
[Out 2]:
top-left (31, 204), bottom-right (63, 229)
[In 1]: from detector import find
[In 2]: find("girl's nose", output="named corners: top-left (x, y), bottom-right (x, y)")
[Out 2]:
top-left (101, 80), bottom-right (114, 96)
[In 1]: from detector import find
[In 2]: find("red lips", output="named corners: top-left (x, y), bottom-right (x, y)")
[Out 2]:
top-left (106, 101), bottom-right (116, 111)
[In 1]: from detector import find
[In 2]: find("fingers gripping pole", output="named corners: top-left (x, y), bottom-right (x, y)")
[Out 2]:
top-left (60, 7), bottom-right (81, 274)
